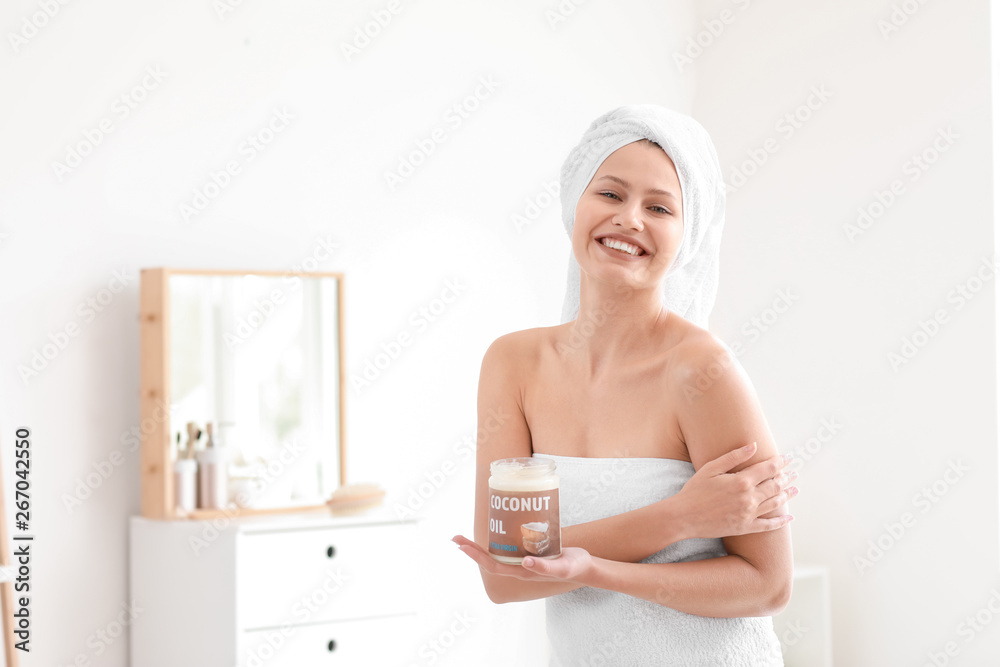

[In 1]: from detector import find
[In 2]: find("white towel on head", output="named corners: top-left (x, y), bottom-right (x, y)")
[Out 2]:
top-left (558, 104), bottom-right (727, 329)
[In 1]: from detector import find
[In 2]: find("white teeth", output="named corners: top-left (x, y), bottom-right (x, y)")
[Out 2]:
top-left (600, 237), bottom-right (641, 256)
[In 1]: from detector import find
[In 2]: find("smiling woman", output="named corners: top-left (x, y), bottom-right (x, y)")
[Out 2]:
top-left (453, 105), bottom-right (797, 666)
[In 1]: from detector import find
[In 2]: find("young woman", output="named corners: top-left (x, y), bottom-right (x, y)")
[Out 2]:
top-left (453, 105), bottom-right (796, 665)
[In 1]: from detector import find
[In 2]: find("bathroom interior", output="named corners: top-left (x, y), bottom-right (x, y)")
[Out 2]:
top-left (0, 0), bottom-right (996, 665)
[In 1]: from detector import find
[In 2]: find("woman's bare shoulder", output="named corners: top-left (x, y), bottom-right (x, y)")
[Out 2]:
top-left (667, 317), bottom-right (743, 394)
top-left (483, 325), bottom-right (562, 365)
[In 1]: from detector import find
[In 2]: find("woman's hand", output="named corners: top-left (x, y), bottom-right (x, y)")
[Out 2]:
top-left (673, 442), bottom-right (797, 540)
top-left (452, 535), bottom-right (594, 583)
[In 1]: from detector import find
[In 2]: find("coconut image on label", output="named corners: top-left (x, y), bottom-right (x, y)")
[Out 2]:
top-left (521, 521), bottom-right (552, 556)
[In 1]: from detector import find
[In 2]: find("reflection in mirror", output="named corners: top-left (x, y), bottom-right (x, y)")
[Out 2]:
top-left (169, 273), bottom-right (342, 510)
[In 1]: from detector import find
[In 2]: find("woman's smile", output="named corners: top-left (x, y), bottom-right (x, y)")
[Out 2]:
top-left (595, 236), bottom-right (649, 261)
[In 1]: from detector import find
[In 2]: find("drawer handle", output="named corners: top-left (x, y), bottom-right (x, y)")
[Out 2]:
top-left (326, 545), bottom-right (336, 558)
top-left (327, 639), bottom-right (337, 652)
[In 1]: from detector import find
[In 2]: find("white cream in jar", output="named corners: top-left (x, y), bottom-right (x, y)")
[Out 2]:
top-left (488, 457), bottom-right (561, 564)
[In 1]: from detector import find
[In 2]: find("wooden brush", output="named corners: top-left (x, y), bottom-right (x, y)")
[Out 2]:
top-left (325, 483), bottom-right (386, 514)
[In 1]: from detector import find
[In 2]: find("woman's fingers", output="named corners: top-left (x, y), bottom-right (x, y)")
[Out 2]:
top-left (755, 486), bottom-right (799, 515)
top-left (701, 445), bottom-right (794, 485)
top-left (753, 466), bottom-right (798, 512)
top-left (758, 469), bottom-right (797, 498)
top-left (750, 514), bottom-right (795, 533)
top-left (452, 535), bottom-right (496, 570)
top-left (452, 535), bottom-right (509, 574)
top-left (452, 534), bottom-right (480, 554)
top-left (452, 535), bottom-right (561, 581)
top-left (521, 556), bottom-right (573, 579)
top-left (756, 489), bottom-right (785, 515)
top-left (699, 441), bottom-right (758, 476)
top-left (521, 548), bottom-right (590, 581)
top-left (521, 555), bottom-right (560, 576)
top-left (743, 453), bottom-right (791, 486)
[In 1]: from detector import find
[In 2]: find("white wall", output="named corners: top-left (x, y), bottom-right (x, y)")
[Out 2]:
top-left (0, 1), bottom-right (697, 666)
top-left (692, 0), bottom-right (998, 664)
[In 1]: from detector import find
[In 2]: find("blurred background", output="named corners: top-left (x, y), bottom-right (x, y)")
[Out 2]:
top-left (0, 0), bottom-right (995, 665)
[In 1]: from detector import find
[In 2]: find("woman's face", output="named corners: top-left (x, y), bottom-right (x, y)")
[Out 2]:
top-left (571, 140), bottom-right (684, 294)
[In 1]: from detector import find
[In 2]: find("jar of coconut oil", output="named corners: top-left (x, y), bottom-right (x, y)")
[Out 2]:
top-left (488, 457), bottom-right (561, 564)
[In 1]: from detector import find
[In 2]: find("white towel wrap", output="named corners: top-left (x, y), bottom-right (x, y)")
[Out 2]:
top-left (534, 453), bottom-right (784, 667)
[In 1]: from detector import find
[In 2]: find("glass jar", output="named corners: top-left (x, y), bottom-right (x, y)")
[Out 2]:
top-left (488, 457), bottom-right (561, 564)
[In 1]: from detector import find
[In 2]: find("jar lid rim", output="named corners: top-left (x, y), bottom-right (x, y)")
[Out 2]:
top-left (490, 457), bottom-right (556, 475)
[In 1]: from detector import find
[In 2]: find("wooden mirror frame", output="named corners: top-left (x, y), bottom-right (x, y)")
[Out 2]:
top-left (139, 268), bottom-right (347, 520)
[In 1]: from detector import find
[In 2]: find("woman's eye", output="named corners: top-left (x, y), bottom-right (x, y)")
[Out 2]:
top-left (598, 191), bottom-right (671, 215)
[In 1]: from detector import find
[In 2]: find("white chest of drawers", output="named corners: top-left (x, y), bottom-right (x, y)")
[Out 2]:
top-left (129, 510), bottom-right (418, 666)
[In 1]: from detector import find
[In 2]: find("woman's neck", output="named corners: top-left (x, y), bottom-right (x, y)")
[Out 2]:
top-left (567, 278), bottom-right (672, 379)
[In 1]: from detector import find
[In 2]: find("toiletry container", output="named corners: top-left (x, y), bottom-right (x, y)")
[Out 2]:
top-left (488, 457), bottom-right (561, 564)
top-left (197, 423), bottom-right (228, 509)
top-left (174, 459), bottom-right (197, 514)
top-left (197, 448), bottom-right (226, 509)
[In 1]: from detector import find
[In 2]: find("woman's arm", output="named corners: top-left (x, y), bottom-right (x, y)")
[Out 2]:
top-left (468, 333), bottom-right (795, 604)
top-left (520, 337), bottom-right (794, 617)
top-left (472, 333), bottom-right (673, 602)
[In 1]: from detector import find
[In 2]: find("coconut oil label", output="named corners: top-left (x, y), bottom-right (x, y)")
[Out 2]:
top-left (488, 488), bottom-right (561, 559)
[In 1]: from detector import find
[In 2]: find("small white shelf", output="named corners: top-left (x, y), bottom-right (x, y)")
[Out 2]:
top-left (773, 565), bottom-right (833, 667)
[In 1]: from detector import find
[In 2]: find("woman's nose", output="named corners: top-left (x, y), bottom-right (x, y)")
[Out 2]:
top-left (614, 206), bottom-right (644, 230)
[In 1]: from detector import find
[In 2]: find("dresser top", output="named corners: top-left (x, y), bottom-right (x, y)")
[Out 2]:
top-left (131, 505), bottom-right (420, 534)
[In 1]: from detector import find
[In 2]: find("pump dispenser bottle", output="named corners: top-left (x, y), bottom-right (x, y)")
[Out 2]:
top-left (197, 422), bottom-right (227, 509)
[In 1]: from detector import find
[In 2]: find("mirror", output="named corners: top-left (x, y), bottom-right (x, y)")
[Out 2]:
top-left (139, 268), bottom-right (346, 519)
